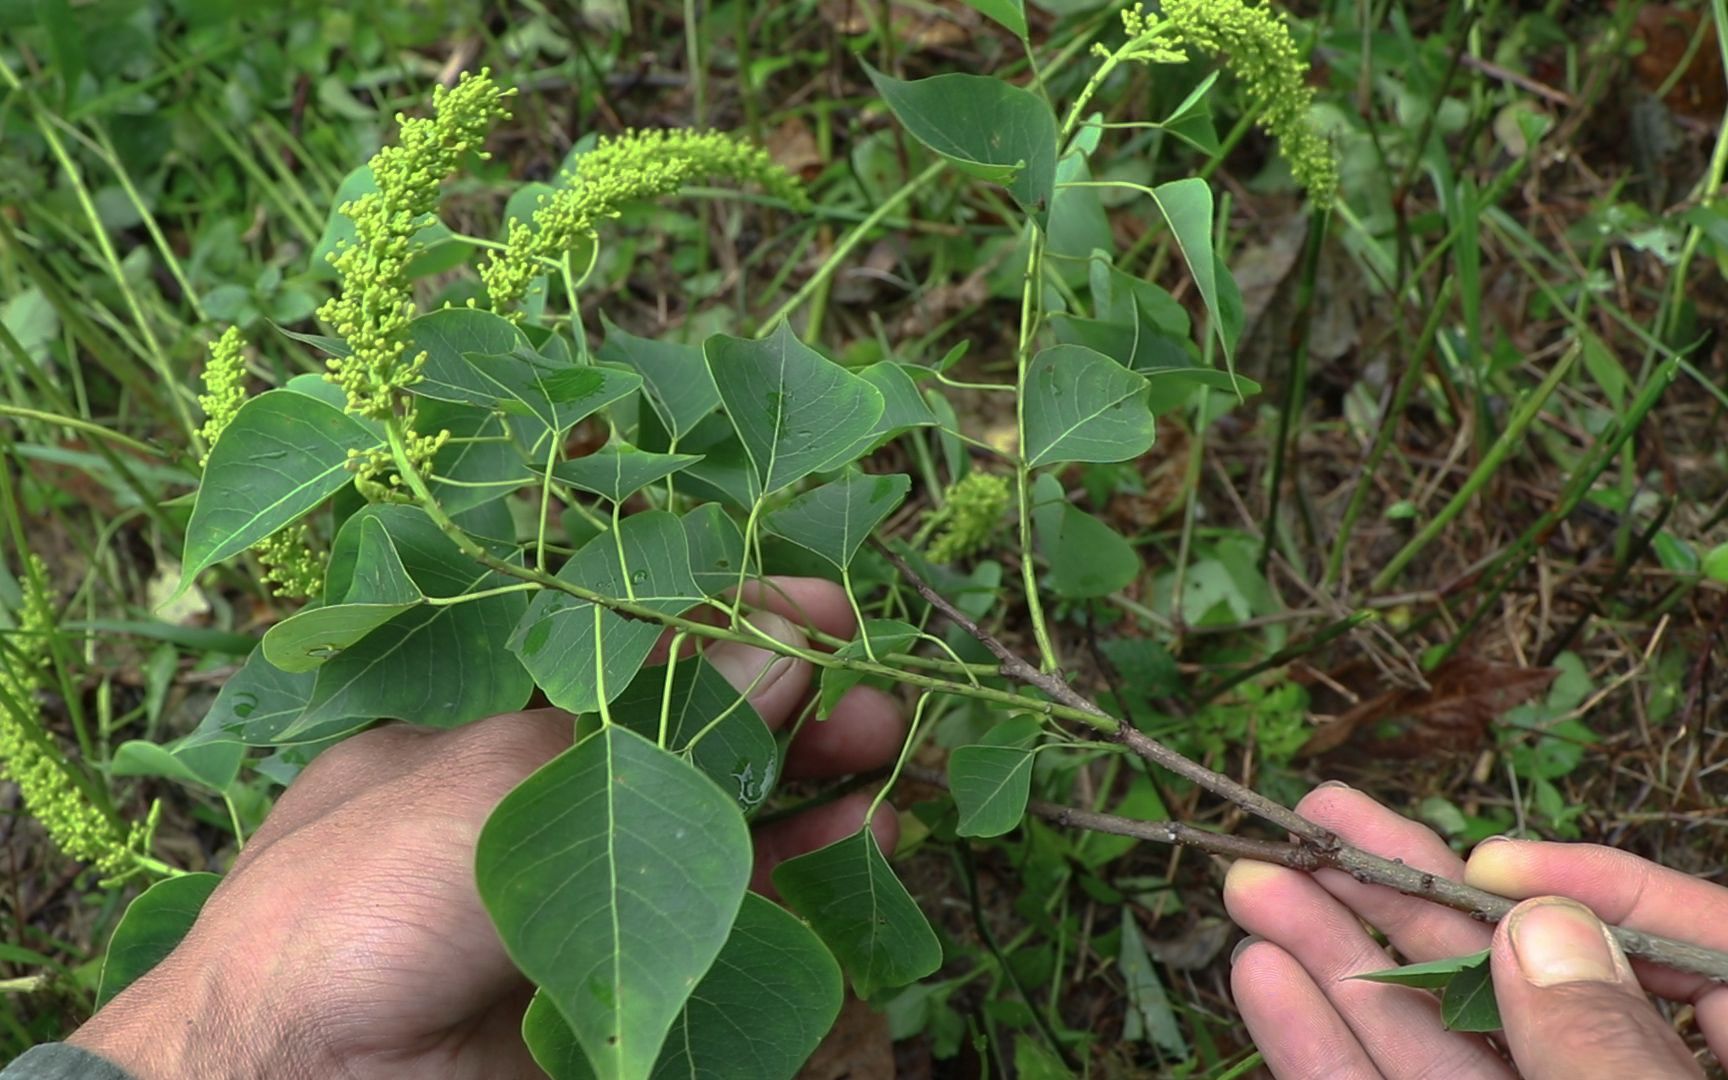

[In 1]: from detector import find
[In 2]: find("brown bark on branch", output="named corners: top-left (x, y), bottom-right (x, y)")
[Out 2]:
top-left (877, 543), bottom-right (1728, 984)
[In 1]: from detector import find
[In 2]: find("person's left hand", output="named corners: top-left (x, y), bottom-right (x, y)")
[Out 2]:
top-left (70, 576), bottom-right (904, 1080)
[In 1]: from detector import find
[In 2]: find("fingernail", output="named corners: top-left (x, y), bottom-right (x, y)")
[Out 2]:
top-left (1230, 934), bottom-right (1263, 965)
top-left (706, 613), bottom-right (806, 699)
top-left (1474, 834), bottom-right (1515, 848)
top-left (1509, 898), bottom-right (1625, 987)
top-left (1315, 780), bottom-right (1353, 792)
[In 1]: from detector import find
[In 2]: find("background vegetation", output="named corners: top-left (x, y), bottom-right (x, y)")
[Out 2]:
top-left (2, 0), bottom-right (1726, 1074)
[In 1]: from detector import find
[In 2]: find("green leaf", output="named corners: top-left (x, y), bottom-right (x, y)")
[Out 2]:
top-left (509, 512), bottom-right (704, 715)
top-left (284, 506), bottom-right (533, 737)
top-left (818, 619), bottom-right (921, 719)
top-left (773, 828), bottom-right (942, 998)
top-left (864, 66), bottom-right (1058, 219)
top-left (523, 991), bottom-right (591, 1080)
top-left (763, 471), bottom-right (909, 572)
top-left (682, 504), bottom-right (747, 596)
top-left (554, 446), bottom-right (704, 504)
top-left (1148, 178), bottom-right (1238, 364)
top-left (262, 517), bottom-right (424, 673)
top-left (186, 647), bottom-right (326, 747)
top-left (1032, 473), bottom-right (1141, 598)
top-left (863, 363), bottom-right (938, 431)
top-left (1120, 912), bottom-right (1187, 1057)
top-left (1354, 949), bottom-right (1490, 990)
top-left (1022, 344), bottom-right (1154, 468)
top-left (182, 391), bottom-right (381, 580)
top-left (311, 165), bottom-right (468, 281)
top-left (96, 873), bottom-right (221, 1008)
top-left (960, 0), bottom-right (1026, 38)
top-left (1441, 956), bottom-right (1501, 1032)
top-left (461, 345), bottom-right (642, 443)
top-left (111, 738), bottom-right (243, 792)
top-left (522, 894), bottom-right (841, 1080)
top-left (950, 743), bottom-right (1034, 837)
top-left (609, 659), bottom-right (779, 814)
top-left (1161, 72), bottom-right (1221, 156)
top-left (407, 307), bottom-right (533, 406)
top-left (1703, 543), bottom-right (1728, 584)
top-left (706, 324), bottom-right (884, 495)
top-left (477, 725), bottom-right (752, 1080)
top-left (599, 314), bottom-right (721, 440)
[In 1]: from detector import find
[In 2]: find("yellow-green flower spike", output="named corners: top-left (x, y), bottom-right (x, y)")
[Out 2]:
top-left (197, 326), bottom-right (248, 465)
top-left (0, 557), bottom-right (134, 875)
top-left (481, 129), bottom-right (809, 316)
top-left (927, 472), bottom-right (1011, 563)
top-left (1111, 1), bottom-right (1337, 205)
top-left (318, 70), bottom-right (513, 419)
top-left (255, 524), bottom-right (327, 600)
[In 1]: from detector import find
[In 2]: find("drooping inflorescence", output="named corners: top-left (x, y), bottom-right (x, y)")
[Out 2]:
top-left (1109, 1), bottom-right (1337, 204)
top-left (0, 558), bottom-right (138, 875)
top-left (319, 70), bottom-right (514, 419)
top-left (481, 128), bottom-right (809, 316)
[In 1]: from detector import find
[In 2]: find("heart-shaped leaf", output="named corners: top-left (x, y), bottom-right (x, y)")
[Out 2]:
top-left (763, 471), bottom-right (910, 572)
top-left (283, 506), bottom-right (533, 737)
top-left (522, 894), bottom-right (841, 1080)
top-left (599, 314), bottom-right (721, 441)
top-left (608, 658), bottom-right (778, 814)
top-left (705, 324), bottom-right (883, 495)
top-left (773, 828), bottom-right (942, 997)
top-left (554, 446), bottom-right (704, 504)
top-left (183, 390), bottom-right (381, 580)
top-left (1022, 344), bottom-right (1154, 468)
top-left (478, 724), bottom-right (752, 1080)
top-left (96, 873), bottom-right (222, 1009)
top-left (865, 66), bottom-right (1058, 219)
top-left (262, 517), bottom-right (424, 673)
top-left (509, 511), bottom-right (704, 715)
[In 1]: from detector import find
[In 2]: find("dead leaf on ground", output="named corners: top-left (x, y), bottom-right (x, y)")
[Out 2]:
top-left (1298, 657), bottom-right (1558, 759)
top-left (798, 994), bottom-right (895, 1080)
top-left (768, 116), bottom-right (823, 179)
top-left (1631, 5), bottom-right (1726, 123)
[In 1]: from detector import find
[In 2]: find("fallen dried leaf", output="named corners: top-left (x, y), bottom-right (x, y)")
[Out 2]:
top-left (1299, 657), bottom-right (1558, 759)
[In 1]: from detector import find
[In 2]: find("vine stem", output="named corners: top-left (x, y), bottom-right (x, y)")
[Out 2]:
top-left (875, 544), bottom-right (1728, 983)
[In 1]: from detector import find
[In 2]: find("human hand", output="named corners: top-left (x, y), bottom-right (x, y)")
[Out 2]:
top-left (1224, 782), bottom-right (1718, 1079)
top-left (70, 577), bottom-right (904, 1080)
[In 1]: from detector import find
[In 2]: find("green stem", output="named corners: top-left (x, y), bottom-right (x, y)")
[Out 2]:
top-left (0, 405), bottom-right (164, 457)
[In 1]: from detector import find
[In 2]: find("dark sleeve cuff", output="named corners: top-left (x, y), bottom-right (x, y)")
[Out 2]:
top-left (1, 1044), bottom-right (136, 1080)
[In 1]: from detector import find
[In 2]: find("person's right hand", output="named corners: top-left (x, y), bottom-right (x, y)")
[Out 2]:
top-left (1225, 783), bottom-right (1722, 1079)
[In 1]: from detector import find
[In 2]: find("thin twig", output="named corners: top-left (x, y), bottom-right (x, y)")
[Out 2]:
top-left (878, 544), bottom-right (1728, 983)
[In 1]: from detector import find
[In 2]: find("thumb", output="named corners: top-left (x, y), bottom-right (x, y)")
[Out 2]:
top-left (1492, 897), bottom-right (1701, 1080)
